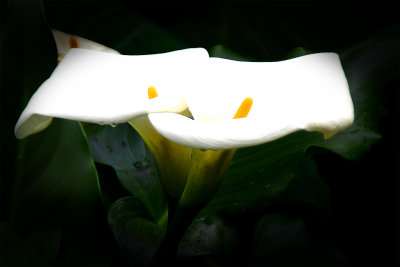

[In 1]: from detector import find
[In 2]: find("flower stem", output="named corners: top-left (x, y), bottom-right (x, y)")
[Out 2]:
top-left (152, 149), bottom-right (236, 264)
top-left (152, 204), bottom-right (202, 265)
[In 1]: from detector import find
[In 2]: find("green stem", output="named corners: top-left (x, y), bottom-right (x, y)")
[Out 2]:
top-left (165, 195), bottom-right (179, 228)
top-left (152, 204), bottom-right (202, 265)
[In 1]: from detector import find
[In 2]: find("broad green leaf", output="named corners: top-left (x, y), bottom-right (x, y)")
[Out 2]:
top-left (8, 119), bottom-right (112, 265)
top-left (108, 196), bottom-right (166, 265)
top-left (84, 123), bottom-right (167, 223)
top-left (11, 120), bottom-right (102, 227)
top-left (204, 131), bottom-right (323, 215)
top-left (280, 155), bottom-right (331, 215)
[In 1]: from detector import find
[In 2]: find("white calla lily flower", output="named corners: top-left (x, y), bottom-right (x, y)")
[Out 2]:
top-left (149, 53), bottom-right (354, 150)
top-left (14, 30), bottom-right (354, 207)
top-left (15, 48), bottom-right (208, 139)
top-left (14, 29), bottom-right (356, 259)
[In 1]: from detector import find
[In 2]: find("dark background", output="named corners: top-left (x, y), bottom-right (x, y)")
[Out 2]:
top-left (1, 0), bottom-right (399, 265)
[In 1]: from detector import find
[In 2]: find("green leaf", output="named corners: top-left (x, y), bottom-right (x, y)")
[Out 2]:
top-left (279, 154), bottom-right (331, 215)
top-left (108, 196), bottom-right (166, 265)
top-left (11, 121), bottom-right (102, 228)
top-left (178, 214), bottom-right (239, 262)
top-left (84, 123), bottom-right (167, 223)
top-left (8, 119), bottom-right (111, 265)
top-left (204, 131), bottom-right (324, 215)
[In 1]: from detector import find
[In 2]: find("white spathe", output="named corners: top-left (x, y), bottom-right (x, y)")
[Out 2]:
top-left (52, 29), bottom-right (119, 55)
top-left (148, 53), bottom-right (354, 150)
top-left (15, 47), bottom-right (354, 149)
top-left (15, 48), bottom-right (208, 139)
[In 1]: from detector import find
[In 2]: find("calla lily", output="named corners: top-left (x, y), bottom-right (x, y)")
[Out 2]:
top-left (149, 53), bottom-right (354, 150)
top-left (15, 33), bottom-right (207, 201)
top-left (15, 31), bottom-right (354, 261)
top-left (148, 53), bottom-right (354, 209)
top-left (14, 47), bottom-right (208, 139)
top-left (14, 30), bottom-right (354, 210)
top-left (48, 30), bottom-right (197, 201)
top-left (145, 53), bottom-right (354, 209)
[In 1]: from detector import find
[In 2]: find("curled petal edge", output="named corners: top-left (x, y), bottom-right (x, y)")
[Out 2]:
top-left (148, 112), bottom-right (354, 150)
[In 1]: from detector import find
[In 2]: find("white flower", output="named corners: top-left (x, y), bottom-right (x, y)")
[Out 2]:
top-left (15, 46), bottom-right (353, 146)
top-left (14, 30), bottom-right (354, 207)
top-left (15, 47), bottom-right (208, 139)
top-left (149, 53), bottom-right (354, 150)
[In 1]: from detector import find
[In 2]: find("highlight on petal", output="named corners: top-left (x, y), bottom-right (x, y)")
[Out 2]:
top-left (149, 53), bottom-right (354, 150)
top-left (51, 29), bottom-right (119, 59)
top-left (15, 48), bottom-right (209, 139)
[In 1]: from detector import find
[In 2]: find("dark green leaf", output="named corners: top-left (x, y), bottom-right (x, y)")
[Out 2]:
top-left (203, 131), bottom-right (323, 215)
top-left (8, 119), bottom-right (112, 265)
top-left (281, 155), bottom-right (331, 215)
top-left (178, 214), bottom-right (238, 261)
top-left (108, 196), bottom-right (166, 265)
top-left (11, 120), bottom-right (101, 227)
top-left (84, 123), bottom-right (167, 223)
